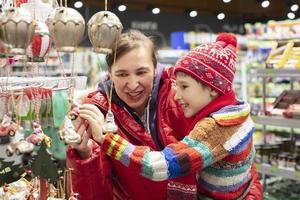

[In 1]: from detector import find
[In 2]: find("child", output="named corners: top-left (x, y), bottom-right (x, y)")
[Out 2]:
top-left (99, 33), bottom-right (260, 199)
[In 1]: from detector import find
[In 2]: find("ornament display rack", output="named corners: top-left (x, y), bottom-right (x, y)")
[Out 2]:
top-left (157, 49), bottom-right (188, 66)
top-left (0, 0), bottom-right (124, 197)
top-left (0, 76), bottom-right (87, 91)
top-left (4, 49), bottom-right (94, 77)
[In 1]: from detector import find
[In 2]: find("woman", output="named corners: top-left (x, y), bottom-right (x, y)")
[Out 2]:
top-left (67, 30), bottom-right (262, 200)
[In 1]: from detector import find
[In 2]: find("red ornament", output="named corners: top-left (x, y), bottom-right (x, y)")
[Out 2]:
top-left (26, 21), bottom-right (52, 62)
top-left (16, 0), bottom-right (28, 7)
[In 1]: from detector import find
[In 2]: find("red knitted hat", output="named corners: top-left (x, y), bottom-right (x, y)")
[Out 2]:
top-left (174, 33), bottom-right (237, 94)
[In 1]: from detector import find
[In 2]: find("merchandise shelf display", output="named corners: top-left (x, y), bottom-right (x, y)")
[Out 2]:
top-left (253, 58), bottom-right (300, 198)
top-left (255, 115), bottom-right (300, 129)
top-left (256, 163), bottom-right (300, 182)
top-left (255, 68), bottom-right (300, 78)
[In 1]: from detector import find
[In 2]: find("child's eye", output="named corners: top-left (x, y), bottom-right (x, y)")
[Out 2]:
top-left (180, 85), bottom-right (188, 89)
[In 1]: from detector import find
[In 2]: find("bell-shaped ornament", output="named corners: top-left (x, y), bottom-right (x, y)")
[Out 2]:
top-left (26, 21), bottom-right (52, 62)
top-left (102, 110), bottom-right (118, 134)
top-left (88, 11), bottom-right (123, 54)
top-left (47, 7), bottom-right (85, 52)
top-left (0, 7), bottom-right (36, 55)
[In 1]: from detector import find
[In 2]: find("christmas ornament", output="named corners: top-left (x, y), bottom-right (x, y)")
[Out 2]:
top-left (0, 40), bottom-right (7, 59)
top-left (0, 113), bottom-right (17, 136)
top-left (16, 0), bottom-right (28, 7)
top-left (88, 11), bottom-right (123, 54)
top-left (26, 21), bottom-right (51, 62)
top-left (26, 122), bottom-right (51, 146)
top-left (6, 139), bottom-right (35, 156)
top-left (102, 110), bottom-right (118, 134)
top-left (20, 0), bottom-right (54, 23)
top-left (15, 93), bottom-right (30, 117)
top-left (47, 7), bottom-right (85, 52)
top-left (59, 116), bottom-right (81, 144)
top-left (0, 7), bottom-right (36, 55)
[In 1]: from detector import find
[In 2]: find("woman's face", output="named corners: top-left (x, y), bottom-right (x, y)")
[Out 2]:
top-left (110, 46), bottom-right (155, 116)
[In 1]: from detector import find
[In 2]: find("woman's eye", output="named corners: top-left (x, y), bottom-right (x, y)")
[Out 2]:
top-left (116, 73), bottom-right (128, 77)
top-left (137, 71), bottom-right (147, 75)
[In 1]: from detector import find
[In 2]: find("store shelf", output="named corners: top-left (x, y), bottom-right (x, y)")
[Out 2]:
top-left (255, 69), bottom-right (300, 78)
top-left (254, 116), bottom-right (300, 129)
top-left (157, 49), bottom-right (188, 65)
top-left (256, 164), bottom-right (300, 181)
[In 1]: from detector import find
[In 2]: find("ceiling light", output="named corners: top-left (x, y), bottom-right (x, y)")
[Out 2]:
top-left (189, 10), bottom-right (197, 17)
top-left (223, 0), bottom-right (231, 3)
top-left (118, 5), bottom-right (127, 12)
top-left (287, 12), bottom-right (296, 19)
top-left (261, 0), bottom-right (270, 8)
top-left (74, 1), bottom-right (83, 8)
top-left (217, 13), bottom-right (225, 20)
top-left (291, 4), bottom-right (299, 12)
top-left (152, 7), bottom-right (160, 14)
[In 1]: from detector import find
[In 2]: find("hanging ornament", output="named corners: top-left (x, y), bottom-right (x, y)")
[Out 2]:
top-left (88, 11), bottom-right (123, 54)
top-left (1, 0), bottom-right (14, 11)
top-left (0, 40), bottom-right (7, 59)
top-left (20, 0), bottom-right (54, 23)
top-left (16, 0), bottom-right (29, 7)
top-left (0, 7), bottom-right (36, 55)
top-left (59, 116), bottom-right (81, 144)
top-left (102, 110), bottom-right (118, 134)
top-left (0, 40), bottom-right (8, 67)
top-left (15, 93), bottom-right (30, 117)
top-left (26, 21), bottom-right (52, 62)
top-left (0, 113), bottom-right (18, 136)
top-left (6, 139), bottom-right (35, 156)
top-left (47, 7), bottom-right (85, 52)
top-left (26, 122), bottom-right (45, 145)
top-left (26, 122), bottom-right (51, 147)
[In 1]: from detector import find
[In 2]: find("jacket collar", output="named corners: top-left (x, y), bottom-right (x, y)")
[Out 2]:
top-left (188, 91), bottom-right (237, 132)
top-left (210, 101), bottom-right (250, 126)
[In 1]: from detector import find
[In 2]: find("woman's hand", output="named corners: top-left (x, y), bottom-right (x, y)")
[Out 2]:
top-left (78, 104), bottom-right (105, 144)
top-left (71, 116), bottom-right (93, 159)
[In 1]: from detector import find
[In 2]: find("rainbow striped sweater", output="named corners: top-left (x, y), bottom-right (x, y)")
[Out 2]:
top-left (102, 102), bottom-right (255, 199)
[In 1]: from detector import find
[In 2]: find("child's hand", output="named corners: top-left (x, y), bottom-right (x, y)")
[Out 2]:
top-left (78, 104), bottom-right (105, 144)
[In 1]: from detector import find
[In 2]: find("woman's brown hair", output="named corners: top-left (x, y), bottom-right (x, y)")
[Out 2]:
top-left (106, 30), bottom-right (157, 71)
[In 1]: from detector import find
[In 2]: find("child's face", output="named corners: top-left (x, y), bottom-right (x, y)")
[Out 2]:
top-left (175, 74), bottom-right (218, 118)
